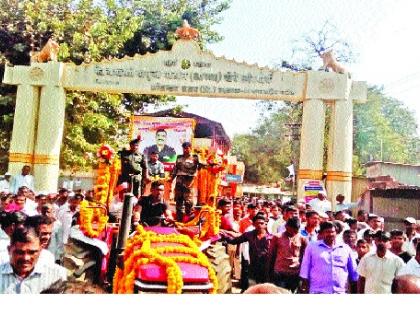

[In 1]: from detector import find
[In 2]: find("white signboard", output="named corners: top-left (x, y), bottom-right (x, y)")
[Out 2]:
top-left (63, 40), bottom-right (306, 101)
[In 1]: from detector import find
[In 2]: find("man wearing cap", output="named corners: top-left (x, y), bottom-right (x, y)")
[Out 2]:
top-left (308, 192), bottom-right (331, 213)
top-left (118, 137), bottom-right (149, 198)
top-left (299, 221), bottom-right (358, 294)
top-left (170, 142), bottom-right (203, 222)
top-left (357, 231), bottom-right (405, 294)
top-left (138, 181), bottom-right (172, 226)
top-left (402, 217), bottom-right (419, 256)
top-left (0, 173), bottom-right (12, 194)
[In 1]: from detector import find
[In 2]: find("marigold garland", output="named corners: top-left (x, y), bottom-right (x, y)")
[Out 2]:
top-left (176, 205), bottom-right (221, 240)
top-left (113, 225), bottom-right (218, 294)
top-left (79, 200), bottom-right (109, 238)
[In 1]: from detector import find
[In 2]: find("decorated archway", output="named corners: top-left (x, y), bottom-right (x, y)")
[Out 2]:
top-left (2, 23), bottom-right (366, 208)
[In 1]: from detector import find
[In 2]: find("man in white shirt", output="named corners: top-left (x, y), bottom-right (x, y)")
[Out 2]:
top-left (0, 172), bottom-right (12, 193)
top-left (308, 192), bottom-right (331, 213)
top-left (335, 194), bottom-right (350, 212)
top-left (267, 203), bottom-right (284, 234)
top-left (0, 225), bottom-right (66, 293)
top-left (40, 203), bottom-right (64, 263)
top-left (357, 213), bottom-right (383, 240)
top-left (57, 195), bottom-right (82, 244)
top-left (357, 231), bottom-right (405, 294)
top-left (402, 217), bottom-right (420, 256)
top-left (10, 165), bottom-right (35, 194)
top-left (398, 241), bottom-right (420, 277)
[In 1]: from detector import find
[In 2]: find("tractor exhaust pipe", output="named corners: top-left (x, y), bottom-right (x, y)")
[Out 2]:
top-left (116, 192), bottom-right (134, 252)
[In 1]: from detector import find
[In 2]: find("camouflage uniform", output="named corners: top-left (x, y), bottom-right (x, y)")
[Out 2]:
top-left (172, 154), bottom-right (201, 221)
top-left (118, 149), bottom-right (148, 197)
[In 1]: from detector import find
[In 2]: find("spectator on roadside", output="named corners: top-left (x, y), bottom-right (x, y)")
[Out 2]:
top-left (335, 194), bottom-right (350, 212)
top-left (392, 275), bottom-right (420, 294)
top-left (267, 217), bottom-right (307, 292)
top-left (223, 212), bottom-right (272, 286)
top-left (343, 230), bottom-right (358, 256)
top-left (10, 165), bottom-right (34, 194)
top-left (357, 231), bottom-right (405, 294)
top-left (0, 225), bottom-right (66, 293)
top-left (390, 229), bottom-right (412, 263)
top-left (267, 204), bottom-right (283, 234)
top-left (40, 204), bottom-right (64, 264)
top-left (356, 239), bottom-right (370, 265)
top-left (345, 217), bottom-right (358, 233)
top-left (41, 278), bottom-right (107, 294)
top-left (57, 195), bottom-right (82, 244)
top-left (398, 241), bottom-right (420, 277)
top-left (308, 192), bottom-right (331, 213)
top-left (300, 210), bottom-right (319, 242)
top-left (0, 173), bottom-right (12, 194)
top-left (243, 283), bottom-right (290, 294)
top-left (402, 217), bottom-right (420, 256)
top-left (357, 213), bottom-right (382, 239)
top-left (277, 206), bottom-right (299, 234)
top-left (299, 221), bottom-right (358, 294)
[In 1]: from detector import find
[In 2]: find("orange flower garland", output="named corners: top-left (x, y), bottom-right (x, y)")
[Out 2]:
top-left (113, 225), bottom-right (218, 294)
top-left (176, 205), bottom-right (221, 240)
top-left (79, 200), bottom-right (109, 238)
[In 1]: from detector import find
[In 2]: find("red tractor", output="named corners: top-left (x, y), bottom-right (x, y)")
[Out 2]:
top-left (63, 145), bottom-right (232, 293)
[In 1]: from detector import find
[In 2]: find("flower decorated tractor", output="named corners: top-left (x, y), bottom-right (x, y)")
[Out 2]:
top-left (64, 144), bottom-right (232, 294)
top-left (113, 205), bottom-right (232, 294)
top-left (112, 147), bottom-right (232, 294)
top-left (63, 145), bottom-right (121, 285)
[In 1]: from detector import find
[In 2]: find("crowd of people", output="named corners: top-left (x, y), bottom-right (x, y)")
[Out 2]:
top-left (215, 193), bottom-right (420, 294)
top-left (1, 161), bottom-right (420, 294)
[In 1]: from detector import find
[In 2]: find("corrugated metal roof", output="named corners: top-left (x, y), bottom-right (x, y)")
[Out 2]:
top-left (365, 160), bottom-right (420, 168)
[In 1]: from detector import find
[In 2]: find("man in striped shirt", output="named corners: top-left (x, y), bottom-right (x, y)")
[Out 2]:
top-left (0, 225), bottom-right (66, 293)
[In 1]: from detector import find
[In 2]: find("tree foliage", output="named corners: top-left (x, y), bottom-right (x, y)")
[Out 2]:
top-left (232, 102), bottom-right (302, 185)
top-left (353, 86), bottom-right (419, 174)
top-left (233, 87), bottom-right (419, 184)
top-left (0, 0), bottom-right (231, 173)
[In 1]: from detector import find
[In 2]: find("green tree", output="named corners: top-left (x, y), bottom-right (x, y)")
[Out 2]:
top-left (233, 86), bottom-right (420, 184)
top-left (353, 86), bottom-right (420, 174)
top-left (231, 103), bottom-right (301, 185)
top-left (0, 0), bottom-right (231, 173)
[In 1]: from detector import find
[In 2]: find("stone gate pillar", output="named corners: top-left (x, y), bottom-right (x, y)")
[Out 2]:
top-left (33, 83), bottom-right (66, 192)
top-left (297, 99), bottom-right (326, 200)
top-left (326, 98), bottom-right (353, 211)
top-left (4, 62), bottom-right (66, 193)
top-left (7, 84), bottom-right (40, 175)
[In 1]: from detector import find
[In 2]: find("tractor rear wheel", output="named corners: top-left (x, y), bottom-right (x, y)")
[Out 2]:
top-left (203, 242), bottom-right (232, 294)
top-left (62, 238), bottom-right (101, 283)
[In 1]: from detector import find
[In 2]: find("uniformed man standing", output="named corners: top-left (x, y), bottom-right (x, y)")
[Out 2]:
top-left (118, 137), bottom-right (149, 198)
top-left (170, 142), bottom-right (203, 222)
